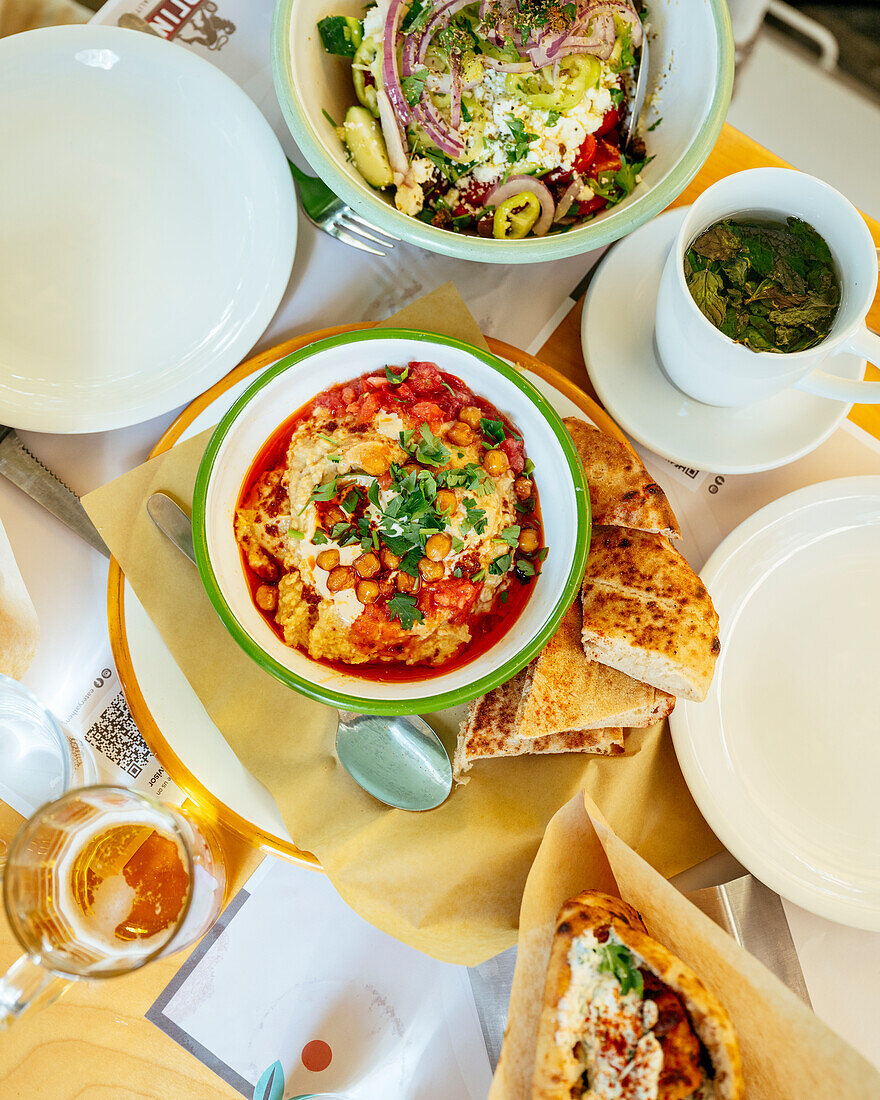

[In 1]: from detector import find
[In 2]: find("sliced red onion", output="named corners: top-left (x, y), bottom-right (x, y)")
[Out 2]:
top-left (486, 175), bottom-right (555, 237)
top-left (382, 0), bottom-right (412, 128)
top-left (577, 0), bottom-right (643, 47)
top-left (554, 175), bottom-right (584, 221)
top-left (376, 86), bottom-right (410, 184)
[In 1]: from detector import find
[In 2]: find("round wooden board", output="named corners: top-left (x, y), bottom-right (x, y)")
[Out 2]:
top-left (107, 324), bottom-right (630, 865)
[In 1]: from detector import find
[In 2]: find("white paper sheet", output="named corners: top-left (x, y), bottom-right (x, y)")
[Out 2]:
top-left (147, 857), bottom-right (493, 1098)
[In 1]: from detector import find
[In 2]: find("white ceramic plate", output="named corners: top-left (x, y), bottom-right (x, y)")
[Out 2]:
top-left (121, 367), bottom-right (596, 852)
top-left (0, 26), bottom-right (296, 433)
top-left (670, 476), bottom-right (880, 930)
top-left (581, 208), bottom-right (865, 474)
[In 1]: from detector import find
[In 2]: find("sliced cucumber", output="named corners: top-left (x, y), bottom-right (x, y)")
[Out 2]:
top-left (352, 37), bottom-right (380, 118)
top-left (317, 15), bottom-right (363, 58)
top-left (343, 106), bottom-right (394, 188)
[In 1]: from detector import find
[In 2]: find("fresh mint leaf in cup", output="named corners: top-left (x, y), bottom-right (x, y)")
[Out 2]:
top-left (684, 216), bottom-right (841, 354)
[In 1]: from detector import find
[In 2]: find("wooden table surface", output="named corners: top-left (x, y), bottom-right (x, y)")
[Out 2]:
top-left (2, 123), bottom-right (879, 1100)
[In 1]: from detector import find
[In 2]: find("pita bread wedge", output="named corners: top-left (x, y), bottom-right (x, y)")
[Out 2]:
top-left (453, 670), bottom-right (623, 784)
top-left (581, 527), bottom-right (720, 702)
top-left (564, 417), bottom-right (680, 538)
top-left (517, 603), bottom-right (675, 738)
top-left (533, 890), bottom-right (744, 1100)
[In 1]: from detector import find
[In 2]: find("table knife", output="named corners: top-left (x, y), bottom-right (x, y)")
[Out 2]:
top-left (0, 425), bottom-right (109, 558)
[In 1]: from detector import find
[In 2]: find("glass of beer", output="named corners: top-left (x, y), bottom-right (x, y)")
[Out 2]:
top-left (0, 786), bottom-right (226, 1029)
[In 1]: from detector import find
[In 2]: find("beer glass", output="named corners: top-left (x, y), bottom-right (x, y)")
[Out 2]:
top-left (0, 786), bottom-right (226, 1029)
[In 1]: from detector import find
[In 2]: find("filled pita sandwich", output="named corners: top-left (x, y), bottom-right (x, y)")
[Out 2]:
top-left (564, 418), bottom-right (680, 539)
top-left (533, 891), bottom-right (744, 1100)
top-left (517, 603), bottom-right (675, 738)
top-left (453, 670), bottom-right (624, 783)
top-left (581, 527), bottom-right (720, 702)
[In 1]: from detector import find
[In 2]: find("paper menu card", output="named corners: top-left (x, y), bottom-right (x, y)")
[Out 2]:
top-left (146, 855), bottom-right (492, 1099)
top-left (489, 794), bottom-right (880, 1100)
top-left (82, 285), bottom-right (719, 967)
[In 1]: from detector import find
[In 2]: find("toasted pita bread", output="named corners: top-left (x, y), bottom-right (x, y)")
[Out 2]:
top-left (453, 670), bottom-right (624, 784)
top-left (533, 891), bottom-right (744, 1100)
top-left (564, 417), bottom-right (680, 538)
top-left (581, 527), bottom-right (720, 702)
top-left (517, 602), bottom-right (674, 738)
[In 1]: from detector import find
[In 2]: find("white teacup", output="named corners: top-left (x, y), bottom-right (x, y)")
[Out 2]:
top-left (655, 168), bottom-right (880, 407)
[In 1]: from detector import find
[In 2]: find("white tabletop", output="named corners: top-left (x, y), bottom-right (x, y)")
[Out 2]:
top-left (1, 0), bottom-right (877, 1077)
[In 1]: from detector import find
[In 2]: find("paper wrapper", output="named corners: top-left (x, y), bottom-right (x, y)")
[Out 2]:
top-left (82, 284), bottom-right (719, 965)
top-left (490, 792), bottom-right (880, 1099)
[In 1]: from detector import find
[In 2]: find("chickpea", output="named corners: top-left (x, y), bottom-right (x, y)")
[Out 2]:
top-left (323, 505), bottom-right (346, 528)
top-left (518, 528), bottom-right (540, 553)
top-left (316, 548), bottom-right (340, 571)
top-left (353, 551), bottom-right (380, 579)
top-left (356, 580), bottom-right (380, 604)
top-left (381, 547), bottom-right (401, 570)
top-left (458, 405), bottom-right (482, 429)
top-left (360, 451), bottom-right (390, 476)
top-left (327, 566), bottom-right (356, 592)
top-left (396, 571), bottom-right (419, 593)
top-left (425, 532), bottom-right (452, 561)
top-left (447, 421), bottom-right (474, 446)
top-left (255, 584), bottom-right (278, 612)
top-left (436, 489), bottom-right (457, 514)
top-left (483, 449), bottom-right (509, 476)
top-left (418, 557), bottom-right (444, 582)
top-left (514, 476), bottom-right (532, 499)
top-left (247, 547), bottom-right (279, 582)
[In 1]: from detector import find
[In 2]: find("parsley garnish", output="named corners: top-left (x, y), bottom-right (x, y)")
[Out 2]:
top-left (480, 417), bottom-right (506, 446)
top-left (404, 423), bottom-right (451, 468)
top-left (489, 552), bottom-right (512, 575)
top-left (461, 498), bottom-right (488, 535)
top-left (341, 488), bottom-right (361, 514)
top-left (306, 476), bottom-right (339, 508)
top-left (367, 480), bottom-right (381, 509)
top-left (597, 943), bottom-right (644, 997)
top-left (648, 117), bottom-right (663, 131)
top-left (312, 530), bottom-right (329, 545)
top-left (499, 590), bottom-right (509, 604)
top-left (401, 70), bottom-right (427, 107)
top-left (495, 525), bottom-right (521, 549)
top-left (387, 593), bottom-right (423, 630)
top-left (514, 496), bottom-right (535, 513)
top-left (516, 558), bottom-right (536, 578)
top-left (402, 0), bottom-right (431, 33)
top-left (523, 459), bottom-right (535, 475)
top-left (505, 116), bottom-right (537, 164)
top-left (385, 364), bottom-right (410, 384)
top-left (546, 109), bottom-right (561, 126)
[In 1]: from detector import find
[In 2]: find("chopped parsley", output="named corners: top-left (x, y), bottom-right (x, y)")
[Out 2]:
top-left (494, 525), bottom-right (521, 549)
top-left (312, 530), bottom-right (329, 545)
top-left (480, 417), bottom-right (506, 446)
top-left (489, 552), bottom-right (512, 575)
top-left (401, 69), bottom-right (427, 107)
top-left (387, 593), bottom-right (423, 630)
top-left (304, 475), bottom-right (339, 510)
top-left (505, 116), bottom-right (537, 163)
top-left (514, 496), bottom-right (536, 513)
top-left (597, 943), bottom-right (644, 997)
top-left (403, 423), bottom-right (451, 468)
top-left (341, 488), bottom-right (361, 514)
top-left (524, 459), bottom-right (535, 476)
top-left (546, 109), bottom-right (561, 126)
top-left (461, 498), bottom-right (488, 536)
top-left (385, 363), bottom-right (410, 384)
top-left (515, 558), bottom-right (536, 578)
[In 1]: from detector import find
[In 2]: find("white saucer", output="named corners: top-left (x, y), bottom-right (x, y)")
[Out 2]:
top-left (670, 477), bottom-right (880, 930)
top-left (581, 208), bottom-right (865, 474)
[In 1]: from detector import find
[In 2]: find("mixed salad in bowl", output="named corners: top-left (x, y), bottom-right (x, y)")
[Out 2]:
top-left (317, 0), bottom-right (648, 239)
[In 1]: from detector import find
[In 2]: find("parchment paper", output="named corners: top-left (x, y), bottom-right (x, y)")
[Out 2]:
top-left (490, 792), bottom-right (880, 1098)
top-left (83, 284), bottom-right (719, 965)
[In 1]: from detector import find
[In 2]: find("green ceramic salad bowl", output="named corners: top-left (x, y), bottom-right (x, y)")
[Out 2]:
top-left (271, 0), bottom-right (733, 263)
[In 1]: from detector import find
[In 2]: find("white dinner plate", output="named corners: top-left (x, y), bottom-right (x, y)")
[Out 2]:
top-left (581, 208), bottom-right (865, 474)
top-left (0, 26), bottom-right (296, 433)
top-left (118, 362), bottom-right (601, 856)
top-left (670, 476), bottom-right (880, 930)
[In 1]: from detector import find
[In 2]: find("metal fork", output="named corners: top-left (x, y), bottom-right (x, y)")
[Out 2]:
top-left (288, 161), bottom-right (399, 256)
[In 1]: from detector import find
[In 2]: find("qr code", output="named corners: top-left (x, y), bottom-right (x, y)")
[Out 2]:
top-left (86, 692), bottom-right (152, 778)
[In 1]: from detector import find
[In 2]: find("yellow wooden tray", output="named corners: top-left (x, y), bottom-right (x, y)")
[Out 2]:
top-left (106, 323), bottom-right (630, 865)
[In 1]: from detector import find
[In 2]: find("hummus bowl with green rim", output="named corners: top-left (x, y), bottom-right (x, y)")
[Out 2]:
top-left (191, 330), bottom-right (590, 715)
top-left (271, 0), bottom-right (734, 263)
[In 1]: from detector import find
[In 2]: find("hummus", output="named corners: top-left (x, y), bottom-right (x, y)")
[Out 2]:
top-left (234, 360), bottom-right (545, 670)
